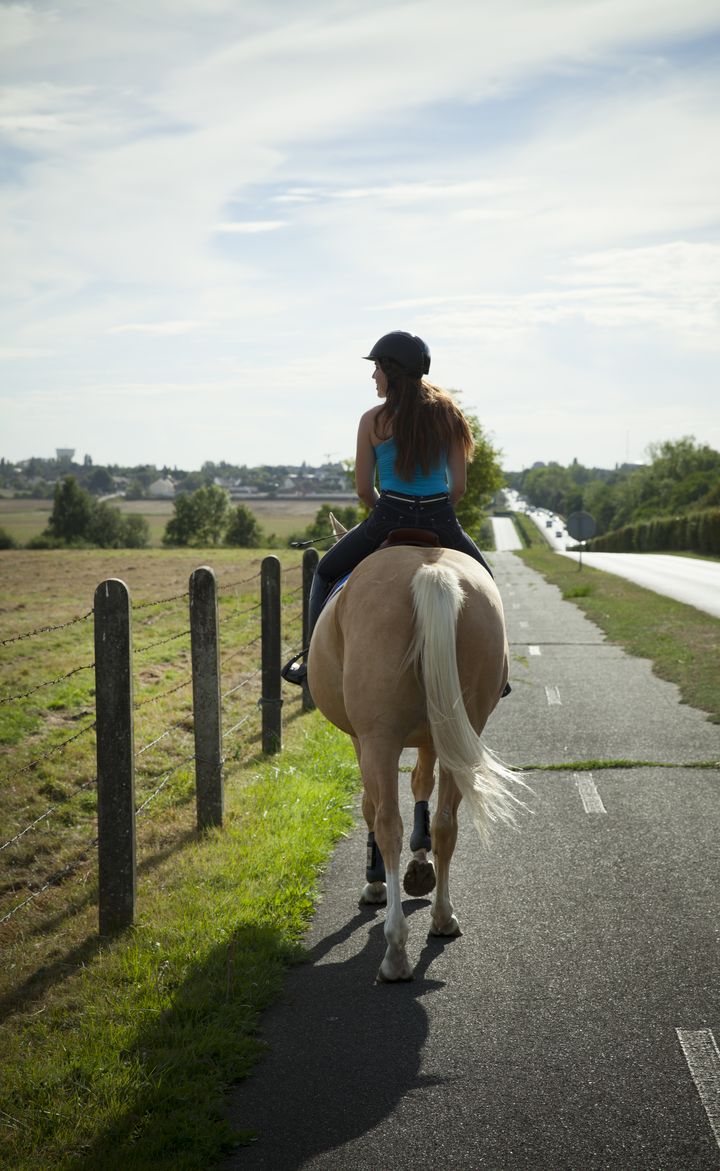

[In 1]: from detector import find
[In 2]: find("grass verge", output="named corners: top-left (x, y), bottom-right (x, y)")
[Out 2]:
top-left (517, 546), bottom-right (720, 724)
top-left (1, 713), bottom-right (360, 1171)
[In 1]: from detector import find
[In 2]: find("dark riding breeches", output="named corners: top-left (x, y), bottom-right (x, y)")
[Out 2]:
top-left (308, 491), bottom-right (494, 637)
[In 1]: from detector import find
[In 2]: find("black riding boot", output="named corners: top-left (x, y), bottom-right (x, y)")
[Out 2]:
top-left (280, 572), bottom-right (330, 685)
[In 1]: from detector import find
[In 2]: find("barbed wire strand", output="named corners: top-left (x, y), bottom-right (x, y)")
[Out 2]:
top-left (135, 752), bottom-right (197, 817)
top-left (134, 628), bottom-right (191, 655)
top-left (0, 609), bottom-right (94, 648)
top-left (223, 712), bottom-right (256, 740)
top-left (217, 570), bottom-right (262, 593)
top-left (134, 675), bottom-right (193, 709)
top-left (0, 839), bottom-right (97, 927)
top-left (0, 662), bottom-right (94, 707)
top-left (222, 667), bottom-right (262, 701)
top-left (134, 716), bottom-right (192, 758)
top-left (1, 720), bottom-right (96, 785)
top-left (0, 777), bottom-right (97, 854)
top-left (133, 590), bottom-right (189, 612)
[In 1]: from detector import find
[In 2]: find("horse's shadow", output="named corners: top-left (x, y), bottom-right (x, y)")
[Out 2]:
top-left (223, 898), bottom-right (459, 1170)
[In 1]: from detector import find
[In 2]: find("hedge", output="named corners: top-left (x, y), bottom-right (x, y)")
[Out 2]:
top-left (583, 508), bottom-right (720, 555)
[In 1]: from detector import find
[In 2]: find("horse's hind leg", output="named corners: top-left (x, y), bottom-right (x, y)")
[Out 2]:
top-left (404, 744), bottom-right (437, 898)
top-left (360, 737), bottom-right (412, 982)
top-left (354, 737), bottom-right (387, 905)
top-left (430, 765), bottom-right (462, 937)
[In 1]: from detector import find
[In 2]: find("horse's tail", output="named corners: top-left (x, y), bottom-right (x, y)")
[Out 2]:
top-left (408, 562), bottom-right (527, 840)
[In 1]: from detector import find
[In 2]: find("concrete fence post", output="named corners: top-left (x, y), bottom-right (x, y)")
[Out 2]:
top-left (189, 566), bottom-right (223, 830)
top-left (260, 555), bottom-right (282, 754)
top-left (94, 578), bottom-right (136, 936)
top-left (302, 548), bottom-right (318, 712)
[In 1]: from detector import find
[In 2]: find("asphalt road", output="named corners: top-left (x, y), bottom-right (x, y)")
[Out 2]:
top-left (220, 552), bottom-right (720, 1171)
top-left (497, 501), bottom-right (720, 620)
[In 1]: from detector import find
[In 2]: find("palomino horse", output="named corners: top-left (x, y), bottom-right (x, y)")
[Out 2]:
top-left (308, 538), bottom-right (525, 982)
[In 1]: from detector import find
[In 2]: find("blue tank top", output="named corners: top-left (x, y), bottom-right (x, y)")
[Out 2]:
top-left (374, 437), bottom-right (449, 495)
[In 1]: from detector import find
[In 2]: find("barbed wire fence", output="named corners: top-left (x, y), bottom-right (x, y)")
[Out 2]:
top-left (0, 550), bottom-right (317, 935)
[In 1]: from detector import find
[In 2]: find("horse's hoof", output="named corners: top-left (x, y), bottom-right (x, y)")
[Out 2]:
top-left (430, 915), bottom-right (462, 937)
top-left (376, 962), bottom-right (414, 983)
top-left (403, 858), bottom-right (436, 897)
top-left (360, 881), bottom-right (387, 905)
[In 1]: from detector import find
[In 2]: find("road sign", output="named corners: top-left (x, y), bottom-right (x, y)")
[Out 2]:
top-left (566, 511), bottom-right (597, 541)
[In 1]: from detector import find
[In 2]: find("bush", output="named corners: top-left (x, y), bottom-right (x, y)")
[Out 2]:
top-left (0, 526), bottom-right (17, 550)
top-left (225, 504), bottom-right (263, 548)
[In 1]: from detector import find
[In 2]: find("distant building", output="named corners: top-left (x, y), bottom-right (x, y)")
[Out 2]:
top-left (56, 448), bottom-right (75, 462)
top-left (147, 477), bottom-right (175, 499)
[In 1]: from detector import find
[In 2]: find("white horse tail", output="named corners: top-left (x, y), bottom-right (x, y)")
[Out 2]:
top-left (408, 562), bottom-right (527, 840)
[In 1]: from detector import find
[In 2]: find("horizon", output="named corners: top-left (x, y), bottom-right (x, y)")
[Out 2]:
top-left (2, 2), bottom-right (719, 471)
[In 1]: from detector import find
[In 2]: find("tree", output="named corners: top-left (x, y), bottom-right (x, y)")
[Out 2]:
top-left (454, 415), bottom-right (505, 533)
top-left (46, 476), bottom-right (94, 541)
top-left (86, 466), bottom-right (114, 494)
top-left (163, 485), bottom-right (230, 546)
top-left (225, 504), bottom-right (263, 547)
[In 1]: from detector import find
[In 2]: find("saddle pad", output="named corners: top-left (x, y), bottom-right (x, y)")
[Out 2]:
top-left (325, 572), bottom-right (352, 607)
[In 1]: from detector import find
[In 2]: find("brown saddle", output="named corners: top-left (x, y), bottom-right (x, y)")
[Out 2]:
top-left (379, 528), bottom-right (440, 550)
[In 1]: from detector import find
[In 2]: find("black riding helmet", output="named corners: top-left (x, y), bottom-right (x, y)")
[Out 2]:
top-left (363, 331), bottom-right (431, 378)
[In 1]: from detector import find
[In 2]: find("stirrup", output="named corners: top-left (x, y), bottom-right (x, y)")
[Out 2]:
top-left (281, 651), bottom-right (308, 685)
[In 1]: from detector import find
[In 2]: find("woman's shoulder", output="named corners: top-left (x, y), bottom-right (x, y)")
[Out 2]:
top-left (359, 404), bottom-right (391, 445)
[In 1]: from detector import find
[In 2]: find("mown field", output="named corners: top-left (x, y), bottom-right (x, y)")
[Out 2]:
top-left (0, 495), bottom-right (351, 546)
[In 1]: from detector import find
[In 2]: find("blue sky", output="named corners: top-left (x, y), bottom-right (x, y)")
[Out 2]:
top-left (1, 0), bottom-right (719, 473)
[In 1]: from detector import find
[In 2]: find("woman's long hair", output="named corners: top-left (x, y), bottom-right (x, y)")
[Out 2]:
top-left (375, 358), bottom-right (475, 481)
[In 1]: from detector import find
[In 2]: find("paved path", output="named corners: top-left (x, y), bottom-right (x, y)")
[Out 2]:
top-left (220, 552), bottom-right (720, 1171)
top-left (491, 517), bottom-right (523, 552)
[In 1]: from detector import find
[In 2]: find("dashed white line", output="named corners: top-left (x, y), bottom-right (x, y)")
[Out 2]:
top-left (519, 620), bottom-right (529, 629)
top-left (529, 645), bottom-right (541, 656)
top-left (545, 685), bottom-right (561, 705)
top-left (676, 1028), bottom-right (720, 1148)
top-left (574, 773), bottom-right (606, 814)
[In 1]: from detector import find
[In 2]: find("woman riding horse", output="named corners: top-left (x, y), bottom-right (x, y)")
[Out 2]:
top-left (282, 331), bottom-right (495, 686)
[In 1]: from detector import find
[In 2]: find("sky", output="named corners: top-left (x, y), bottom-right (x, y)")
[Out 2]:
top-left (1, 0), bottom-right (719, 474)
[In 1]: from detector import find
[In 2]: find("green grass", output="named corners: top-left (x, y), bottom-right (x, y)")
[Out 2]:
top-left (1, 716), bottom-right (360, 1171)
top-left (518, 546), bottom-right (720, 724)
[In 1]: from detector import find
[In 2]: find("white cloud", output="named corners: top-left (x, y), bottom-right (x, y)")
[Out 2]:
top-left (1, 0), bottom-right (719, 468)
top-left (214, 220), bottom-right (288, 233)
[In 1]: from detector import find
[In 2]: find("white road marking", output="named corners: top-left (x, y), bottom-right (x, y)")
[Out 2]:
top-left (529, 645), bottom-right (541, 656)
top-left (574, 774), bottom-right (606, 814)
top-left (519, 620), bottom-right (529, 629)
top-left (676, 1029), bottom-right (720, 1148)
top-left (512, 603), bottom-right (521, 610)
top-left (545, 685), bottom-right (561, 705)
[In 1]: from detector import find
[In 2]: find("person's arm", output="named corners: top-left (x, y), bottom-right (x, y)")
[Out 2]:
top-left (355, 410), bottom-right (380, 509)
top-left (447, 435), bottom-right (467, 506)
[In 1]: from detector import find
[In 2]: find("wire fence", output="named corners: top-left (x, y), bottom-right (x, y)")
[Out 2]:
top-left (0, 553), bottom-right (312, 933)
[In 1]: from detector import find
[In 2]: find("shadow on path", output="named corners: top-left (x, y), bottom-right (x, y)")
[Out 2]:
top-left (222, 898), bottom-right (460, 1171)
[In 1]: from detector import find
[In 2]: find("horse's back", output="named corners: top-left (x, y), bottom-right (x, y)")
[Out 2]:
top-left (308, 546), bottom-right (507, 741)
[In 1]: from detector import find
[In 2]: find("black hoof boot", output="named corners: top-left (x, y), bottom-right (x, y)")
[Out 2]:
top-left (409, 800), bottom-right (431, 853)
top-left (366, 832), bottom-right (386, 883)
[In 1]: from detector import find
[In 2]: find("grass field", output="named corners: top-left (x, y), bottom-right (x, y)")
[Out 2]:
top-left (0, 543), bottom-right (361, 1169)
top-left (2, 536), bottom-right (719, 1168)
top-left (0, 495), bottom-right (352, 546)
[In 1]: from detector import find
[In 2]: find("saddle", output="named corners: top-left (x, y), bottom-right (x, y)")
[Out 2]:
top-left (379, 527), bottom-right (440, 550)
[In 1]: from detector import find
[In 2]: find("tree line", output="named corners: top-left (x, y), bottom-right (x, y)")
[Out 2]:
top-left (506, 437), bottom-right (720, 535)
